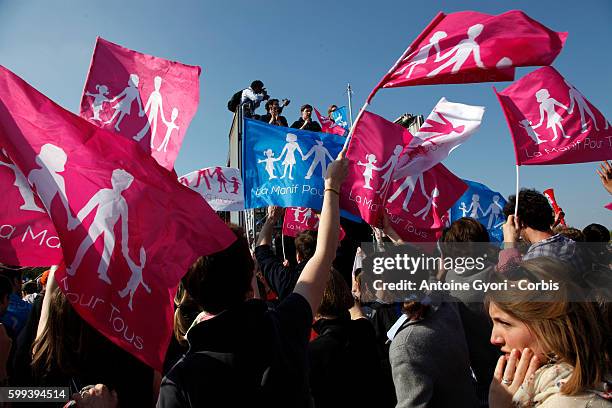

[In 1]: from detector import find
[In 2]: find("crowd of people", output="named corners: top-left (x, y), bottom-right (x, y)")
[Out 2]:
top-left (0, 82), bottom-right (609, 408)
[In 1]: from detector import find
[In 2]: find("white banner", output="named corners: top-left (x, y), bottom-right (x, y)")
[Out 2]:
top-left (179, 166), bottom-right (244, 211)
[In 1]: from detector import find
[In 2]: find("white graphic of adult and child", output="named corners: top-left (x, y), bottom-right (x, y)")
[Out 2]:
top-left (86, 74), bottom-right (180, 152)
top-left (458, 193), bottom-right (504, 229)
top-left (0, 148), bottom-right (45, 213)
top-left (387, 172), bottom-right (439, 221)
top-left (27, 144), bottom-right (150, 310)
top-left (258, 133), bottom-right (334, 181)
top-left (292, 207), bottom-right (316, 226)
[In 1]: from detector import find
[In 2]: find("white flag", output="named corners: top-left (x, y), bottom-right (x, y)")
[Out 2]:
top-left (179, 166), bottom-right (245, 211)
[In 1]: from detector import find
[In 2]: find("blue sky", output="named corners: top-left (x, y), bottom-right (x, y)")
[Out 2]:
top-left (0, 0), bottom-right (610, 228)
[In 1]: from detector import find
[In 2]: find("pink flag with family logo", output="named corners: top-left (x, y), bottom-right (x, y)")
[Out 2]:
top-left (371, 10), bottom-right (566, 95)
top-left (385, 164), bottom-right (467, 243)
top-left (340, 111), bottom-right (413, 225)
top-left (0, 149), bottom-right (62, 266)
top-left (179, 166), bottom-right (244, 211)
top-left (393, 97), bottom-right (484, 179)
top-left (80, 37), bottom-right (201, 171)
top-left (282, 207), bottom-right (346, 240)
top-left (314, 107), bottom-right (346, 136)
top-left (495, 66), bottom-right (611, 165)
top-left (0, 65), bottom-right (235, 370)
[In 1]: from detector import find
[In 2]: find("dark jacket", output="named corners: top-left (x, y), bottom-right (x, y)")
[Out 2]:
top-left (158, 294), bottom-right (313, 408)
top-left (255, 244), bottom-right (307, 301)
top-left (291, 118), bottom-right (322, 132)
top-left (258, 114), bottom-right (288, 128)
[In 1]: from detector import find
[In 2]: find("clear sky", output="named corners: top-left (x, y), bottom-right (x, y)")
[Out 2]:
top-left (0, 0), bottom-right (610, 228)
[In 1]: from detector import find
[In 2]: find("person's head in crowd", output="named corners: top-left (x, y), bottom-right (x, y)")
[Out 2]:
top-left (295, 230), bottom-right (317, 264)
top-left (22, 280), bottom-right (39, 297)
top-left (553, 226), bottom-right (585, 242)
top-left (503, 189), bottom-right (554, 243)
top-left (265, 98), bottom-right (281, 115)
top-left (327, 105), bottom-right (337, 119)
top-left (300, 104), bottom-right (313, 121)
top-left (0, 264), bottom-right (23, 294)
top-left (0, 276), bottom-right (12, 316)
top-left (486, 257), bottom-right (608, 396)
top-left (250, 80), bottom-right (265, 94)
top-left (182, 224), bottom-right (254, 315)
top-left (582, 223), bottom-right (610, 243)
top-left (441, 217), bottom-right (490, 259)
top-left (173, 285), bottom-right (203, 347)
top-left (316, 268), bottom-right (353, 320)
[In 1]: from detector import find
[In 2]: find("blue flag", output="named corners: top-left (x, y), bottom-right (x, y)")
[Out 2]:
top-left (331, 106), bottom-right (350, 130)
top-left (243, 119), bottom-right (345, 209)
top-left (450, 180), bottom-right (507, 242)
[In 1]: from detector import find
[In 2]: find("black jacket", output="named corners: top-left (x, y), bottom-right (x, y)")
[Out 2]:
top-left (255, 244), bottom-right (307, 301)
top-left (290, 118), bottom-right (322, 132)
top-left (258, 114), bottom-right (288, 128)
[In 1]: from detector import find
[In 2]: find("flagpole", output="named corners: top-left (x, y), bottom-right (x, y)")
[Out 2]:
top-left (347, 83), bottom-right (354, 128)
top-left (281, 233), bottom-right (286, 261)
top-left (514, 165), bottom-right (520, 217)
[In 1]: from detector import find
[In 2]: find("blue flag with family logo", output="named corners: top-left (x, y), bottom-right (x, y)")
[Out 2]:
top-left (450, 179), bottom-right (507, 242)
top-left (331, 106), bottom-right (350, 130)
top-left (243, 118), bottom-right (345, 210)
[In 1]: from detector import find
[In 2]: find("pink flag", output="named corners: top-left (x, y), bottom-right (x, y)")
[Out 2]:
top-left (385, 164), bottom-right (467, 243)
top-left (282, 207), bottom-right (346, 240)
top-left (0, 150), bottom-right (62, 266)
top-left (340, 111), bottom-right (413, 225)
top-left (393, 97), bottom-right (484, 179)
top-left (0, 65), bottom-right (235, 370)
top-left (80, 37), bottom-right (201, 171)
top-left (372, 10), bottom-right (566, 95)
top-left (495, 66), bottom-right (611, 165)
top-left (314, 107), bottom-right (347, 136)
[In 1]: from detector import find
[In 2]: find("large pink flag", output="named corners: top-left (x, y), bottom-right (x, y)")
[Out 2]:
top-left (80, 37), bottom-right (200, 171)
top-left (340, 111), bottom-right (413, 225)
top-left (0, 149), bottom-right (62, 266)
top-left (385, 164), bottom-right (467, 243)
top-left (314, 107), bottom-right (346, 136)
top-left (495, 66), bottom-right (611, 165)
top-left (371, 10), bottom-right (566, 96)
top-left (0, 65), bottom-right (235, 370)
top-left (282, 207), bottom-right (345, 240)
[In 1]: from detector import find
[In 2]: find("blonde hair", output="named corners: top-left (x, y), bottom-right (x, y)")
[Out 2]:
top-left (485, 257), bottom-right (609, 395)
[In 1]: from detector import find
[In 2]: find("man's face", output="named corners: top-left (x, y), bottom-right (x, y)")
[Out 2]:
top-left (301, 108), bottom-right (312, 120)
top-left (270, 101), bottom-right (280, 113)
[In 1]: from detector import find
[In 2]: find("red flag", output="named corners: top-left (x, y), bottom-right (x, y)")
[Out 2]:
top-left (314, 107), bottom-right (346, 136)
top-left (495, 67), bottom-right (611, 165)
top-left (543, 188), bottom-right (566, 227)
top-left (282, 207), bottom-right (345, 240)
top-left (371, 10), bottom-right (566, 97)
top-left (80, 37), bottom-right (201, 171)
top-left (0, 65), bottom-right (235, 370)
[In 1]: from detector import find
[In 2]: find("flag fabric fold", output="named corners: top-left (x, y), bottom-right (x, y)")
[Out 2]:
top-left (282, 207), bottom-right (346, 240)
top-left (179, 166), bottom-right (244, 211)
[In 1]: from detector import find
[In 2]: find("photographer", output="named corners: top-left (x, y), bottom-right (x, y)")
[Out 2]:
top-left (239, 80), bottom-right (269, 117)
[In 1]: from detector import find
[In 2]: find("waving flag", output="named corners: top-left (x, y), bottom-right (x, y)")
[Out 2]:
top-left (331, 106), bottom-right (350, 130)
top-left (543, 188), bottom-right (566, 227)
top-left (370, 10), bottom-right (566, 96)
top-left (80, 37), bottom-right (201, 171)
top-left (450, 179), bottom-right (507, 242)
top-left (386, 164), bottom-right (467, 243)
top-left (495, 67), bottom-right (611, 165)
top-left (340, 111), bottom-right (413, 225)
top-left (242, 119), bottom-right (344, 209)
top-left (393, 98), bottom-right (484, 179)
top-left (314, 107), bottom-right (346, 136)
top-left (0, 149), bottom-right (62, 266)
top-left (282, 207), bottom-right (346, 240)
top-left (179, 166), bottom-right (244, 211)
top-left (0, 65), bottom-right (235, 370)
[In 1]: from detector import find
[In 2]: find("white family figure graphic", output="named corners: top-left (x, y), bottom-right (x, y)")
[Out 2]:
top-left (458, 202), bottom-right (470, 217)
top-left (565, 79), bottom-right (604, 133)
top-left (0, 149), bottom-right (45, 213)
top-left (427, 24), bottom-right (485, 77)
top-left (467, 194), bottom-right (484, 218)
top-left (292, 207), bottom-right (303, 222)
top-left (85, 85), bottom-right (111, 121)
top-left (414, 187), bottom-right (439, 220)
top-left (303, 141), bottom-right (333, 180)
top-left (302, 208), bottom-right (314, 224)
top-left (259, 149), bottom-right (280, 180)
top-left (134, 76), bottom-right (165, 146)
top-left (532, 88), bottom-right (569, 141)
top-left (397, 31), bottom-right (447, 79)
top-left (27, 144), bottom-right (74, 223)
top-left (279, 133), bottom-right (304, 180)
top-left (376, 145), bottom-right (404, 194)
top-left (67, 169), bottom-right (134, 285)
top-left (357, 154), bottom-right (381, 190)
top-left (387, 172), bottom-right (426, 212)
top-left (519, 119), bottom-right (546, 145)
top-left (105, 74), bottom-right (144, 132)
top-left (119, 246), bottom-right (151, 311)
top-left (483, 195), bottom-right (504, 229)
top-left (158, 107), bottom-right (179, 152)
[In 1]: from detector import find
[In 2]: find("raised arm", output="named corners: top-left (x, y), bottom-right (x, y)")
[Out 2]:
top-left (532, 104), bottom-right (546, 129)
top-left (302, 146), bottom-right (315, 161)
top-left (256, 206), bottom-right (282, 247)
top-left (293, 157), bottom-right (348, 313)
top-left (109, 89), bottom-right (126, 104)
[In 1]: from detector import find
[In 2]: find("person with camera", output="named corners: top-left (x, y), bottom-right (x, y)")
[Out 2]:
top-left (237, 80), bottom-right (269, 117)
top-left (259, 98), bottom-right (289, 127)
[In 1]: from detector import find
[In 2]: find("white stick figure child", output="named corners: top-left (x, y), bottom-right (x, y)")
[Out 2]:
top-left (0, 149), bottom-right (45, 212)
top-left (414, 187), bottom-right (439, 220)
top-left (427, 24), bottom-right (485, 77)
top-left (376, 145), bottom-right (404, 194)
top-left (303, 140), bottom-right (334, 180)
top-left (135, 76), bottom-right (166, 146)
top-left (532, 88), bottom-right (569, 141)
top-left (483, 195), bottom-right (504, 229)
top-left (105, 74), bottom-right (144, 132)
top-left (279, 133), bottom-right (304, 180)
top-left (467, 194), bottom-right (484, 218)
top-left (119, 246), bottom-right (151, 311)
top-left (292, 207), bottom-right (304, 222)
top-left (258, 149), bottom-right (280, 180)
top-left (458, 202), bottom-right (469, 217)
top-left (67, 169), bottom-right (134, 284)
top-left (397, 31), bottom-right (447, 79)
top-left (85, 85), bottom-right (111, 121)
top-left (565, 79), bottom-right (600, 133)
top-left (157, 107), bottom-right (179, 152)
top-left (518, 119), bottom-right (546, 145)
top-left (357, 154), bottom-right (382, 190)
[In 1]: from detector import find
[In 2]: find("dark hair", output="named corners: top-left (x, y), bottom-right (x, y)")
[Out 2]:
top-left (327, 105), bottom-right (337, 116)
top-left (503, 189), bottom-right (553, 232)
top-left (250, 80), bottom-right (264, 89)
top-left (0, 276), bottom-right (12, 304)
top-left (182, 224), bottom-right (254, 314)
top-left (295, 230), bottom-right (317, 262)
top-left (317, 268), bottom-right (353, 317)
top-left (22, 280), bottom-right (39, 295)
top-left (554, 226), bottom-right (585, 242)
top-left (0, 264), bottom-right (22, 292)
top-left (443, 217), bottom-right (489, 243)
top-left (582, 223), bottom-right (610, 243)
top-left (300, 104), bottom-right (313, 112)
top-left (265, 98), bottom-right (280, 112)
